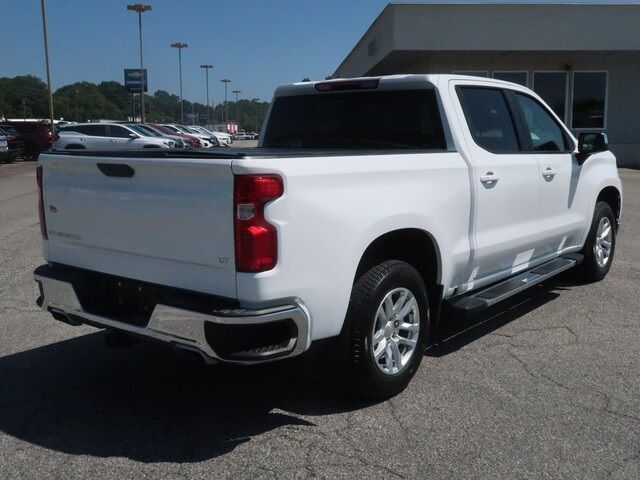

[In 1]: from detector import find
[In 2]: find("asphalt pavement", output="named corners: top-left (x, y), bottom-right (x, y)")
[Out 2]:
top-left (0, 161), bottom-right (638, 479)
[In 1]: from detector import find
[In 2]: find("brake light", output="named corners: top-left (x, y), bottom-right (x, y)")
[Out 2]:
top-left (234, 175), bottom-right (283, 272)
top-left (314, 78), bottom-right (380, 92)
top-left (36, 165), bottom-right (47, 239)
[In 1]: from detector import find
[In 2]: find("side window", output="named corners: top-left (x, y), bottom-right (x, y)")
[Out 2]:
top-left (514, 93), bottom-right (569, 152)
top-left (78, 125), bottom-right (107, 136)
top-left (108, 125), bottom-right (133, 138)
top-left (457, 87), bottom-right (520, 153)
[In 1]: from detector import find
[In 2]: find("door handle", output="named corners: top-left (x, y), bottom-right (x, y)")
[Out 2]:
top-left (542, 167), bottom-right (557, 178)
top-left (111, 139), bottom-right (117, 143)
top-left (480, 172), bottom-right (500, 185)
top-left (80, 138), bottom-right (86, 141)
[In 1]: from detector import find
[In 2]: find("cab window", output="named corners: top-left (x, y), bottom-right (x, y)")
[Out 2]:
top-left (457, 87), bottom-right (520, 153)
top-left (514, 93), bottom-right (570, 152)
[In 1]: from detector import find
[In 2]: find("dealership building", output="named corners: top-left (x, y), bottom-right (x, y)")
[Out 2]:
top-left (334, 3), bottom-right (640, 167)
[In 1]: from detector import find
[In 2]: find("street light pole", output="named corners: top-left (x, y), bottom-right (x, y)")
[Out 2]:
top-left (127, 4), bottom-right (151, 123)
top-left (252, 98), bottom-right (259, 132)
top-left (40, 0), bottom-right (54, 132)
top-left (233, 89), bottom-right (241, 126)
top-left (75, 89), bottom-right (79, 121)
top-left (171, 42), bottom-right (188, 123)
top-left (200, 64), bottom-right (213, 126)
top-left (220, 79), bottom-right (230, 125)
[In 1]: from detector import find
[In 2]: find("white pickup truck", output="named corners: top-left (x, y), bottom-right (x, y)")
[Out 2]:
top-left (34, 75), bottom-right (622, 398)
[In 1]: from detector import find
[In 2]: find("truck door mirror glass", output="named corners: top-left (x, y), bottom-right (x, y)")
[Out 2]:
top-left (578, 132), bottom-right (608, 154)
top-left (577, 132), bottom-right (608, 164)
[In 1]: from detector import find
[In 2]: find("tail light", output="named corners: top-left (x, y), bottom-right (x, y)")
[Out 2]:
top-left (36, 165), bottom-right (48, 239)
top-left (234, 175), bottom-right (283, 272)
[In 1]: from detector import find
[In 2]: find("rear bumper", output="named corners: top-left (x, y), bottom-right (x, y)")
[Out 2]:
top-left (34, 264), bottom-right (310, 364)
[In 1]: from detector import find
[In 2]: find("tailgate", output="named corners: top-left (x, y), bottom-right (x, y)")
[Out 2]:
top-left (41, 153), bottom-right (237, 298)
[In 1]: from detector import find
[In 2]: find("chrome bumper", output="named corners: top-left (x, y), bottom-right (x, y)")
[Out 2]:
top-left (34, 267), bottom-right (310, 364)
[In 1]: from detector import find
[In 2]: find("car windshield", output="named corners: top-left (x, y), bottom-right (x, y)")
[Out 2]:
top-left (130, 125), bottom-right (161, 137)
top-left (161, 125), bottom-right (180, 133)
top-left (262, 89), bottom-right (446, 150)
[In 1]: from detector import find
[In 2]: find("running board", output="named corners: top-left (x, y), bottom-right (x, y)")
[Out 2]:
top-left (447, 253), bottom-right (583, 315)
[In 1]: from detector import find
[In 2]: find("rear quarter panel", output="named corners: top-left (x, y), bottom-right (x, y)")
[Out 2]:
top-left (233, 152), bottom-right (472, 341)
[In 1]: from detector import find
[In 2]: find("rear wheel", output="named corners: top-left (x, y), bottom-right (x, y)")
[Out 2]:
top-left (345, 260), bottom-right (429, 399)
top-left (578, 201), bottom-right (616, 281)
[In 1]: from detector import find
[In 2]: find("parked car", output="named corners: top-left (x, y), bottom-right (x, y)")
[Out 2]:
top-left (152, 124), bottom-right (203, 148)
top-left (234, 131), bottom-right (255, 140)
top-left (3, 121), bottom-right (57, 160)
top-left (0, 138), bottom-right (8, 163)
top-left (190, 126), bottom-right (231, 146)
top-left (124, 124), bottom-right (188, 148)
top-left (55, 123), bottom-right (175, 150)
top-left (33, 74), bottom-right (621, 399)
top-left (0, 125), bottom-right (25, 162)
top-left (169, 125), bottom-right (218, 147)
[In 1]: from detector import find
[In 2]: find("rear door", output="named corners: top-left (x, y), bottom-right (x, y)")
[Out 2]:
top-left (107, 125), bottom-right (140, 149)
top-left (77, 124), bottom-right (109, 149)
top-left (453, 84), bottom-right (543, 283)
top-left (510, 91), bottom-right (590, 256)
top-left (41, 153), bottom-right (237, 297)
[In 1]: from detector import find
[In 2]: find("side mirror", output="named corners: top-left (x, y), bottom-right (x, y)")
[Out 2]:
top-left (577, 132), bottom-right (608, 164)
top-left (129, 133), bottom-right (138, 139)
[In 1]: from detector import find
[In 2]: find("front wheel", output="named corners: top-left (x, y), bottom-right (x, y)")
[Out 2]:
top-left (578, 201), bottom-right (617, 281)
top-left (345, 260), bottom-right (429, 399)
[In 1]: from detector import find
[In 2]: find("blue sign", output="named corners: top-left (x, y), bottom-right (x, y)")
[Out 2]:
top-left (124, 69), bottom-right (148, 92)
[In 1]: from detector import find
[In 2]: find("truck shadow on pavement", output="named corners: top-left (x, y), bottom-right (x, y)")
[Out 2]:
top-left (0, 275), bottom-right (577, 463)
top-left (0, 332), bottom-right (368, 463)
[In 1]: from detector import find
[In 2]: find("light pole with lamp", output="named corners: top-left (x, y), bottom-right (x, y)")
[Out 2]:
top-left (126, 3), bottom-right (151, 123)
top-left (232, 89), bottom-right (241, 127)
top-left (171, 42), bottom-right (188, 123)
top-left (200, 65), bottom-right (213, 126)
top-left (220, 79), bottom-right (231, 125)
top-left (39, 0), bottom-right (54, 132)
top-left (252, 98), bottom-right (259, 132)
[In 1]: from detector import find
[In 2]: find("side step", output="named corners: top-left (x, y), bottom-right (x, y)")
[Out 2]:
top-left (447, 253), bottom-right (583, 315)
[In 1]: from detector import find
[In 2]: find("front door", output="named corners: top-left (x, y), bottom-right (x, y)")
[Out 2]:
top-left (511, 92), bottom-right (590, 257)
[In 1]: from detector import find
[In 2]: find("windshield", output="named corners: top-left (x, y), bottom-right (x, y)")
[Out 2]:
top-left (262, 89), bottom-right (446, 150)
top-left (162, 125), bottom-right (181, 134)
top-left (128, 125), bottom-right (155, 137)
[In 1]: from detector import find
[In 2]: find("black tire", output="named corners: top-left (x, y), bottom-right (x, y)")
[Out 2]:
top-left (345, 260), bottom-right (429, 399)
top-left (578, 201), bottom-right (616, 281)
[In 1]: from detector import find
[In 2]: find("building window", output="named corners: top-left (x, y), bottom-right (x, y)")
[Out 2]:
top-left (493, 71), bottom-right (528, 87)
top-left (572, 71), bottom-right (607, 129)
top-left (533, 72), bottom-right (568, 122)
top-left (453, 70), bottom-right (488, 78)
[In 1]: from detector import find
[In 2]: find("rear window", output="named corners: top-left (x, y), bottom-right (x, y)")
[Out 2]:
top-left (262, 89), bottom-right (446, 150)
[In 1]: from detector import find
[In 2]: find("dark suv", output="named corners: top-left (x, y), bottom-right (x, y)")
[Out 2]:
top-left (0, 125), bottom-right (25, 163)
top-left (2, 121), bottom-right (58, 161)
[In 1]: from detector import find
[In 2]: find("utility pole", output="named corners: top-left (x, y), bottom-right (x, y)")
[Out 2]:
top-left (233, 89), bottom-right (241, 127)
top-left (220, 79), bottom-right (231, 125)
top-left (40, 0), bottom-right (54, 131)
top-left (75, 89), bottom-right (79, 121)
top-left (171, 42), bottom-right (188, 123)
top-left (127, 4), bottom-right (151, 123)
top-left (200, 64), bottom-right (213, 126)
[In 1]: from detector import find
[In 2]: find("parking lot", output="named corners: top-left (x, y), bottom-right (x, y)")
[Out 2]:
top-left (0, 161), bottom-right (638, 479)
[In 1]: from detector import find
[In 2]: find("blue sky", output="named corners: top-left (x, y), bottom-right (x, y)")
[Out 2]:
top-left (0, 0), bottom-right (630, 104)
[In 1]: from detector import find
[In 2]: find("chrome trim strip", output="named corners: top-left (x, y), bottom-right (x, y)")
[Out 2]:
top-left (34, 271), bottom-right (310, 364)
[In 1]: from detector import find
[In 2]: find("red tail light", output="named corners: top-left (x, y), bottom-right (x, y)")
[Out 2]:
top-left (36, 165), bottom-right (48, 239)
top-left (234, 174), bottom-right (283, 272)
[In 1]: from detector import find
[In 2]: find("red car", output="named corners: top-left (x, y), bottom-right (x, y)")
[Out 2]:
top-left (3, 121), bottom-right (58, 161)
top-left (151, 124), bottom-right (202, 148)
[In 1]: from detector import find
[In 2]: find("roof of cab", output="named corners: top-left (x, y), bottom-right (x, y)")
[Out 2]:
top-left (273, 73), bottom-right (523, 97)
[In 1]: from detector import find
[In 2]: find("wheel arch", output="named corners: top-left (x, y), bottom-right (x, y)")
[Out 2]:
top-left (353, 228), bottom-right (442, 292)
top-left (596, 186), bottom-right (621, 221)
